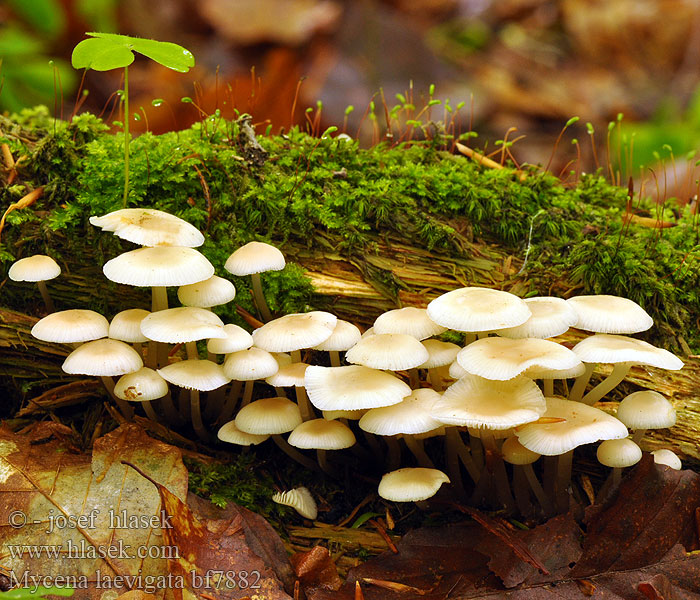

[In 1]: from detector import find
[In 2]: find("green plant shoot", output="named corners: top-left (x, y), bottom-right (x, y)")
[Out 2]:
top-left (71, 32), bottom-right (194, 206)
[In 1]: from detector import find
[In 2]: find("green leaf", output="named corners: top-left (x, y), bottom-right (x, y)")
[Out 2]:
top-left (78, 32), bottom-right (195, 72)
top-left (71, 37), bottom-right (134, 71)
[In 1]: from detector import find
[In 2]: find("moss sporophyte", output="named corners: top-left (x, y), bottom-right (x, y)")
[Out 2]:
top-left (71, 33), bottom-right (194, 207)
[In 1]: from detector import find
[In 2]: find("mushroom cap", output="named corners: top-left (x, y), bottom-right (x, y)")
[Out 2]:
top-left (419, 339), bottom-right (461, 369)
top-left (651, 449), bottom-right (682, 470)
top-left (456, 337), bottom-right (582, 381)
top-left (206, 323), bottom-right (254, 354)
top-left (103, 246), bottom-right (214, 287)
top-left (217, 421), bottom-right (269, 446)
top-left (572, 334), bottom-right (684, 370)
top-left (432, 374), bottom-right (545, 430)
top-left (494, 296), bottom-right (578, 339)
top-left (32, 309), bottom-right (109, 343)
top-left (378, 467), bottom-right (450, 502)
top-left (157, 359), bottom-right (230, 391)
top-left (345, 333), bottom-right (430, 371)
top-left (9, 255), bottom-right (61, 282)
top-left (448, 360), bottom-right (468, 379)
top-left (252, 311), bottom-right (337, 353)
top-left (597, 438), bottom-right (642, 468)
top-left (616, 390), bottom-right (676, 430)
top-left (322, 408), bottom-right (368, 420)
top-left (515, 397), bottom-right (628, 456)
top-left (359, 388), bottom-right (444, 435)
top-left (114, 367), bottom-right (169, 401)
top-left (223, 347), bottom-right (279, 380)
top-left (287, 419), bottom-right (356, 450)
top-left (89, 208), bottom-right (205, 247)
top-left (109, 308), bottom-right (150, 343)
top-left (62, 339), bottom-right (143, 376)
top-left (140, 307), bottom-right (226, 343)
top-left (272, 487), bottom-right (317, 519)
top-left (305, 365), bottom-right (411, 411)
top-left (224, 241), bottom-right (285, 276)
top-left (177, 275), bottom-right (236, 308)
top-left (313, 319), bottom-right (362, 351)
top-left (373, 307), bottom-right (447, 340)
top-left (235, 396), bottom-right (303, 434)
top-left (265, 362), bottom-right (309, 387)
top-left (567, 295), bottom-right (653, 334)
top-left (427, 286), bottom-right (531, 332)
top-left (501, 437), bottom-right (541, 465)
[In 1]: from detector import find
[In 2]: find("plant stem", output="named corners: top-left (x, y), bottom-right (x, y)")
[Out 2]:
top-left (122, 65), bottom-right (130, 207)
top-left (251, 273), bottom-right (272, 322)
top-left (581, 362), bottom-right (632, 405)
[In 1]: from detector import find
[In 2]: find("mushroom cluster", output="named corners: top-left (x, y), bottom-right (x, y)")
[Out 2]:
top-left (13, 208), bottom-right (686, 517)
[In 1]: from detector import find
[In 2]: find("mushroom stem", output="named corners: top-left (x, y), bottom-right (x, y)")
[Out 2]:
top-left (408, 368), bottom-right (420, 389)
top-left (329, 350), bottom-right (341, 367)
top-left (100, 376), bottom-right (134, 420)
top-left (251, 272), bottom-right (273, 322)
top-left (218, 380), bottom-right (243, 424)
top-left (185, 341), bottom-right (199, 360)
top-left (512, 466), bottom-right (533, 516)
top-left (543, 378), bottom-right (554, 397)
top-left (581, 362), bottom-right (633, 405)
top-left (522, 463), bottom-right (554, 516)
top-left (316, 449), bottom-right (336, 476)
top-left (272, 435), bottom-right (322, 472)
top-left (386, 435), bottom-right (401, 471)
top-left (190, 390), bottom-right (209, 441)
top-left (569, 363), bottom-right (595, 402)
top-left (467, 428), bottom-right (485, 470)
top-left (159, 390), bottom-right (184, 425)
top-left (240, 380), bottom-right (255, 408)
top-left (555, 450), bottom-right (574, 513)
top-left (480, 431), bottom-right (515, 513)
top-left (444, 427), bottom-right (468, 501)
top-left (141, 400), bottom-right (160, 423)
top-left (296, 387), bottom-right (314, 421)
top-left (403, 435), bottom-right (435, 468)
top-left (427, 368), bottom-right (443, 391)
top-left (631, 428), bottom-right (647, 444)
top-left (150, 286), bottom-right (169, 368)
top-left (36, 280), bottom-right (54, 313)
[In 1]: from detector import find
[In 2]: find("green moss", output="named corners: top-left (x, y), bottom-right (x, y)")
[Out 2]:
top-left (2, 106), bottom-right (698, 351)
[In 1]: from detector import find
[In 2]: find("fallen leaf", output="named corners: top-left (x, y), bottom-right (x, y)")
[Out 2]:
top-left (291, 546), bottom-right (343, 593)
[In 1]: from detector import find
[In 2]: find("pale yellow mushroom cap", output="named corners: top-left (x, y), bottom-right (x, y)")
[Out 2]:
top-left (9, 255), bottom-right (60, 282)
top-left (157, 359), bottom-right (230, 391)
top-left (109, 308), bottom-right (150, 343)
top-left (427, 286), bottom-right (531, 332)
top-left (501, 437), bottom-right (541, 465)
top-left (359, 388), bottom-right (444, 435)
top-left (90, 208), bottom-right (205, 247)
top-left (223, 347), bottom-right (279, 380)
top-left (378, 467), bottom-right (450, 502)
top-left (32, 309), bottom-right (109, 343)
top-left (345, 333), bottom-right (429, 371)
top-left (420, 339), bottom-right (460, 369)
top-left (287, 418), bottom-right (356, 450)
top-left (252, 311), bottom-right (337, 352)
top-left (114, 367), bottom-right (169, 401)
top-left (597, 438), bottom-right (642, 468)
top-left (373, 307), bottom-right (447, 340)
top-left (495, 296), bottom-right (578, 339)
top-left (572, 334), bottom-right (683, 370)
top-left (235, 397), bottom-right (303, 434)
top-left (140, 306), bottom-right (226, 343)
top-left (272, 487), bottom-right (317, 519)
top-left (616, 390), bottom-right (676, 430)
top-left (313, 319), bottom-right (362, 351)
top-left (217, 421), bottom-right (269, 446)
top-left (224, 241), bottom-right (285, 276)
top-left (651, 449), bottom-right (682, 470)
top-left (567, 295), bottom-right (653, 334)
top-left (62, 339), bottom-right (143, 376)
top-left (178, 275), bottom-right (236, 308)
top-left (265, 362), bottom-right (309, 387)
top-left (207, 323), bottom-right (253, 354)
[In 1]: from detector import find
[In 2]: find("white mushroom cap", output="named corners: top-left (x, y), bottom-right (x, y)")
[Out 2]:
top-left (235, 396), bottom-right (303, 434)
top-left (217, 421), bottom-right (269, 446)
top-left (207, 324), bottom-right (254, 354)
top-left (287, 419), bottom-right (356, 450)
top-left (378, 467), bottom-right (450, 502)
top-left (9, 255), bottom-right (61, 282)
top-left (322, 409), bottom-right (368, 420)
top-left (62, 339), bottom-right (143, 376)
top-left (89, 208), bottom-right (205, 247)
top-left (359, 388), bottom-right (444, 435)
top-left (305, 365), bottom-right (411, 411)
top-left (252, 312), bottom-right (337, 352)
top-left (313, 319), bottom-right (362, 351)
top-left (272, 487), bottom-right (317, 519)
top-left (427, 286), bottom-right (531, 332)
top-left (373, 307), bottom-right (447, 340)
top-left (651, 449), bottom-right (682, 470)
top-left (419, 339), bottom-right (461, 369)
top-left (448, 360), bottom-right (468, 379)
top-left (266, 362), bottom-right (309, 387)
top-left (567, 295), bottom-right (653, 334)
top-left (616, 390), bottom-right (676, 430)
top-left (432, 374), bottom-right (545, 430)
top-left (103, 246), bottom-right (214, 287)
top-left (224, 241), bottom-right (285, 276)
top-left (456, 337), bottom-right (582, 381)
top-left (177, 275), bottom-right (236, 308)
top-left (223, 347), bottom-right (279, 380)
top-left (114, 367), bottom-right (169, 401)
top-left (345, 333), bottom-right (429, 371)
top-left (494, 296), bottom-right (578, 339)
top-left (140, 307), bottom-right (226, 343)
top-left (515, 397), bottom-right (628, 456)
top-left (109, 308), bottom-right (150, 343)
top-left (501, 437), bottom-right (541, 465)
top-left (597, 438), bottom-right (642, 468)
top-left (572, 334), bottom-right (684, 370)
top-left (157, 359), bottom-right (230, 391)
top-left (32, 309), bottom-right (109, 343)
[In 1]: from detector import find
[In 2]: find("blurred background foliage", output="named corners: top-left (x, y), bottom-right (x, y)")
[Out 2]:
top-left (3, 0), bottom-right (700, 192)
